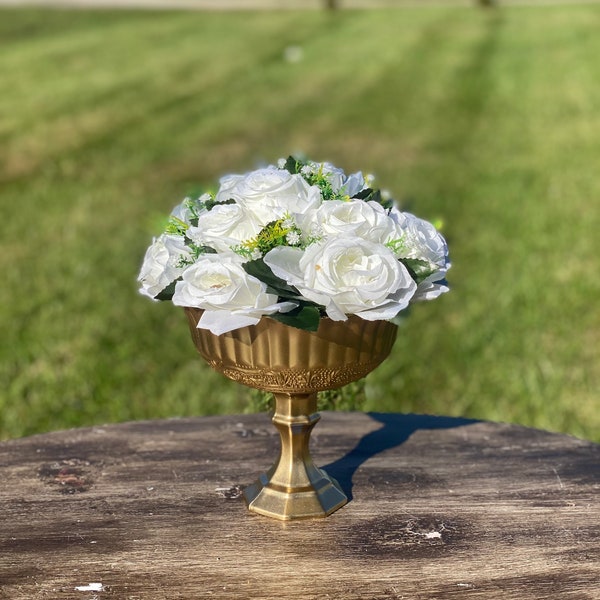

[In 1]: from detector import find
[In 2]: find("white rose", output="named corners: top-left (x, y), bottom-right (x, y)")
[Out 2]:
top-left (138, 234), bottom-right (192, 299)
top-left (389, 209), bottom-right (448, 267)
top-left (215, 167), bottom-right (321, 226)
top-left (302, 199), bottom-right (397, 244)
top-left (171, 254), bottom-right (295, 335)
top-left (214, 174), bottom-right (242, 203)
top-left (186, 203), bottom-right (262, 253)
top-left (413, 277), bottom-right (450, 301)
top-left (264, 238), bottom-right (416, 322)
top-left (389, 209), bottom-right (450, 301)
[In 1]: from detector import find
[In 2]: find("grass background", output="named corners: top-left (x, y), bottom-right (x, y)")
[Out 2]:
top-left (1, 5), bottom-right (598, 442)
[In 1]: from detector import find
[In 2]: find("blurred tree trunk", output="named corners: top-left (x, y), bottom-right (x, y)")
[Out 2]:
top-left (325, 0), bottom-right (338, 9)
top-left (477, 0), bottom-right (497, 7)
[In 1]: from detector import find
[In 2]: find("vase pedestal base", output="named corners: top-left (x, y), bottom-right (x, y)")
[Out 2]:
top-left (242, 392), bottom-right (348, 520)
top-left (243, 468), bottom-right (347, 520)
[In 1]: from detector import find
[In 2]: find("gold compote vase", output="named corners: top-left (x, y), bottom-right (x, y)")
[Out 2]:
top-left (185, 307), bottom-right (398, 520)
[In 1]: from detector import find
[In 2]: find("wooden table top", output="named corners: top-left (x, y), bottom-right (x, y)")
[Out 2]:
top-left (0, 412), bottom-right (598, 599)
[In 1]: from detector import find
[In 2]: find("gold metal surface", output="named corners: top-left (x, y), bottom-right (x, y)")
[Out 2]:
top-left (185, 308), bottom-right (397, 520)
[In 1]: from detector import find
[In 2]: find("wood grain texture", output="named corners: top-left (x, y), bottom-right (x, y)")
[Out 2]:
top-left (0, 412), bottom-right (598, 599)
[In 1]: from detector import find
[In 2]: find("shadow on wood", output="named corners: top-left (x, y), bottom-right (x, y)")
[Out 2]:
top-left (323, 413), bottom-right (477, 500)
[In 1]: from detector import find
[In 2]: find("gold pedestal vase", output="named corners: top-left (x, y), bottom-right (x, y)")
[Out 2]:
top-left (185, 307), bottom-right (397, 520)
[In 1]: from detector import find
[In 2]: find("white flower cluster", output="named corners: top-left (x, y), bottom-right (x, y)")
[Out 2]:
top-left (138, 158), bottom-right (450, 335)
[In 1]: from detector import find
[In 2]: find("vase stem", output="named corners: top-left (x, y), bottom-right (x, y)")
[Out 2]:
top-left (243, 392), bottom-right (347, 520)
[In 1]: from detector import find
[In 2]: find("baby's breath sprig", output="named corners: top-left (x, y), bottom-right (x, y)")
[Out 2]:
top-left (181, 191), bottom-right (237, 222)
top-left (385, 237), bottom-right (407, 255)
top-left (176, 255), bottom-right (193, 269)
top-left (301, 164), bottom-right (338, 201)
top-left (182, 196), bottom-right (203, 221)
top-left (230, 245), bottom-right (257, 260)
top-left (165, 216), bottom-right (188, 237)
top-left (281, 156), bottom-right (348, 202)
top-left (176, 242), bottom-right (217, 268)
top-left (232, 215), bottom-right (303, 258)
top-left (165, 193), bottom-right (213, 236)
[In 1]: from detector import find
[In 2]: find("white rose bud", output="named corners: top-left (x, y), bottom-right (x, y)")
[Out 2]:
top-left (389, 208), bottom-right (451, 301)
top-left (341, 171), bottom-right (367, 197)
top-left (138, 234), bottom-right (192, 299)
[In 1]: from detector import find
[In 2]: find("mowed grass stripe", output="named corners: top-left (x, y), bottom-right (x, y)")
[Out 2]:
top-left (0, 6), bottom-right (598, 440)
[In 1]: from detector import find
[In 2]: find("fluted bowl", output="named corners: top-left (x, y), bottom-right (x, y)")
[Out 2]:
top-left (184, 307), bottom-right (398, 394)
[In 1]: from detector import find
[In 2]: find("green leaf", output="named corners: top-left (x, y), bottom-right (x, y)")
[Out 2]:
top-left (196, 245), bottom-right (217, 255)
top-left (243, 259), bottom-right (300, 297)
top-left (154, 280), bottom-right (177, 301)
top-left (270, 305), bottom-right (321, 331)
top-left (401, 258), bottom-right (436, 284)
top-left (205, 197), bottom-right (236, 211)
top-left (370, 189), bottom-right (392, 209)
top-left (284, 156), bottom-right (303, 175)
top-left (352, 187), bottom-right (392, 209)
top-left (353, 187), bottom-right (374, 200)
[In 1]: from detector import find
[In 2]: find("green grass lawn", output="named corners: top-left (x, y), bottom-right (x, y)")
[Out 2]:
top-left (1, 5), bottom-right (599, 442)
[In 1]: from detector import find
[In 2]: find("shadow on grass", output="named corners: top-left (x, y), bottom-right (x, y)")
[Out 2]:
top-left (323, 412), bottom-right (478, 501)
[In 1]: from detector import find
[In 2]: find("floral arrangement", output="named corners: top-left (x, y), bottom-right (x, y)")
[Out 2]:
top-left (138, 157), bottom-right (450, 335)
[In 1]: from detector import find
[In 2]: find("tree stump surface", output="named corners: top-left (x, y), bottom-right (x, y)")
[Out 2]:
top-left (0, 412), bottom-right (598, 599)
